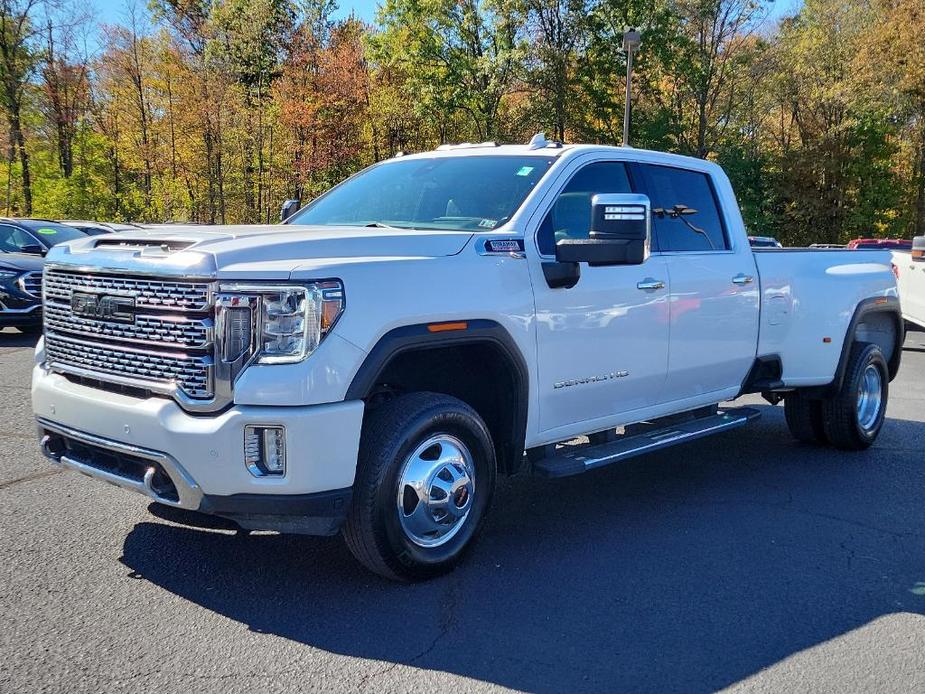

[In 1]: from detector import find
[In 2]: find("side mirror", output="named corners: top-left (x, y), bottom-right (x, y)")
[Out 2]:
top-left (280, 199), bottom-right (301, 222)
top-left (555, 193), bottom-right (650, 266)
top-left (913, 236), bottom-right (924, 261)
top-left (20, 244), bottom-right (45, 256)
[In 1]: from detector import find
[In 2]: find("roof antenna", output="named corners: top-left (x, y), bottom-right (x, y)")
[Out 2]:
top-left (622, 28), bottom-right (642, 147)
top-left (528, 132), bottom-right (548, 150)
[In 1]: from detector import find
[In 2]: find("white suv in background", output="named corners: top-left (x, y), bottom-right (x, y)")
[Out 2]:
top-left (894, 237), bottom-right (925, 330)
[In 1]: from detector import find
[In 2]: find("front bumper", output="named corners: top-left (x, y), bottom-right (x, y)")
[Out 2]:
top-left (0, 275), bottom-right (42, 325)
top-left (33, 366), bottom-right (365, 533)
top-left (0, 304), bottom-right (41, 326)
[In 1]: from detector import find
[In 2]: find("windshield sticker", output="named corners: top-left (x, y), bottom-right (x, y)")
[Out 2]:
top-left (36, 228), bottom-right (58, 235)
top-left (515, 166), bottom-right (534, 177)
top-left (479, 219), bottom-right (497, 228)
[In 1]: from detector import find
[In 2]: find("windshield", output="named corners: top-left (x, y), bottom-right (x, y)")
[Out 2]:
top-left (289, 155), bottom-right (556, 230)
top-left (18, 220), bottom-right (89, 247)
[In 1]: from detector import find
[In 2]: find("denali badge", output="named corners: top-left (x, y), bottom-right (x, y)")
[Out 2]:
top-left (554, 371), bottom-right (629, 389)
top-left (71, 292), bottom-right (135, 323)
top-left (485, 239), bottom-right (524, 253)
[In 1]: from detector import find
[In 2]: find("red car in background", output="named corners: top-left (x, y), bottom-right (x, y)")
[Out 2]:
top-left (848, 238), bottom-right (913, 250)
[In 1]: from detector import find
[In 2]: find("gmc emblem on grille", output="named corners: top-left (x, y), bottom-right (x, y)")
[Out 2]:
top-left (70, 292), bottom-right (135, 323)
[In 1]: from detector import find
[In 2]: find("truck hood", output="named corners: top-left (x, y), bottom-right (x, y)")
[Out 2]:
top-left (44, 224), bottom-right (474, 278)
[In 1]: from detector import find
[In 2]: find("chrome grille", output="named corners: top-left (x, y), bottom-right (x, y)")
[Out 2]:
top-left (43, 270), bottom-right (211, 312)
top-left (18, 271), bottom-right (42, 299)
top-left (43, 302), bottom-right (212, 349)
top-left (45, 333), bottom-right (213, 398)
top-left (42, 267), bottom-right (215, 402)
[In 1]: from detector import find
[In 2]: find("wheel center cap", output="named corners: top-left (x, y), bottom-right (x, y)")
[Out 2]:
top-left (397, 434), bottom-right (477, 548)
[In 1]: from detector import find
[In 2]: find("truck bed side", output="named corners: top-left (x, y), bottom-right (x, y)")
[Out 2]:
top-left (753, 248), bottom-right (899, 388)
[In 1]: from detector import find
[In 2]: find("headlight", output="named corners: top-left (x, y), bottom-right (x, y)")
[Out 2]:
top-left (258, 282), bottom-right (345, 363)
top-left (217, 281), bottom-right (345, 367)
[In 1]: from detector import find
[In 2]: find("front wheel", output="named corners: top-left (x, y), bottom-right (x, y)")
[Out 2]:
top-left (344, 392), bottom-right (496, 581)
top-left (821, 342), bottom-right (888, 450)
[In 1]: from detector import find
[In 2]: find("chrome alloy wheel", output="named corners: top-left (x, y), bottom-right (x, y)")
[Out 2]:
top-left (396, 434), bottom-right (476, 548)
top-left (856, 363), bottom-right (883, 432)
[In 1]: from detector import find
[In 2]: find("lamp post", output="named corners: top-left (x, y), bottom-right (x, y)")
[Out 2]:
top-left (622, 27), bottom-right (641, 147)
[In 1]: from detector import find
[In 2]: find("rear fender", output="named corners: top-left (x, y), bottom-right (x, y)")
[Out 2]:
top-left (807, 296), bottom-right (902, 397)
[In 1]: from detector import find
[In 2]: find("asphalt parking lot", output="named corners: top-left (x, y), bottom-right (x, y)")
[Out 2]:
top-left (2, 328), bottom-right (925, 693)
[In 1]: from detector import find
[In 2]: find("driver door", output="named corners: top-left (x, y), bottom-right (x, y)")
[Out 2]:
top-left (530, 160), bottom-right (670, 437)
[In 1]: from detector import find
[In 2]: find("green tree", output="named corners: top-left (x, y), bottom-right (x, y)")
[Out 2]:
top-left (371, 0), bottom-right (525, 141)
top-left (864, 0), bottom-right (925, 237)
top-left (768, 0), bottom-right (902, 244)
top-left (574, 0), bottom-right (682, 147)
top-left (671, 0), bottom-right (768, 158)
top-left (210, 0), bottom-right (294, 219)
top-left (0, 0), bottom-right (41, 214)
top-left (522, 0), bottom-right (589, 142)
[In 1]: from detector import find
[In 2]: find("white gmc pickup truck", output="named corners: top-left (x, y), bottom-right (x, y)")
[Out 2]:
top-left (32, 140), bottom-right (903, 580)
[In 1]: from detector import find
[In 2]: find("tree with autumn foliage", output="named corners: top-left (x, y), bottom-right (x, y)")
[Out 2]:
top-left (0, 0), bottom-right (919, 244)
top-left (279, 11), bottom-right (370, 199)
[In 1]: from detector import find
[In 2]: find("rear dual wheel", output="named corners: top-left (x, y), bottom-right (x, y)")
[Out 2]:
top-left (784, 342), bottom-right (888, 450)
top-left (821, 343), bottom-right (888, 450)
top-left (784, 394), bottom-right (826, 444)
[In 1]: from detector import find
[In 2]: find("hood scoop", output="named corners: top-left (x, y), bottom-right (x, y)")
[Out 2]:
top-left (93, 237), bottom-right (196, 253)
top-left (48, 232), bottom-right (219, 278)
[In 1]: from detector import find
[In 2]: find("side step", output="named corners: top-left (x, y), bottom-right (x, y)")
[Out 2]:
top-left (532, 407), bottom-right (761, 478)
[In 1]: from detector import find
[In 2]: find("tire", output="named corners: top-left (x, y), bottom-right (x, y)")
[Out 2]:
top-left (784, 394), bottom-right (827, 444)
top-left (821, 342), bottom-right (888, 450)
top-left (344, 392), bottom-right (496, 581)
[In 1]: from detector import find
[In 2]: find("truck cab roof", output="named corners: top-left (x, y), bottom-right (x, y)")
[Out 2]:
top-left (395, 141), bottom-right (721, 172)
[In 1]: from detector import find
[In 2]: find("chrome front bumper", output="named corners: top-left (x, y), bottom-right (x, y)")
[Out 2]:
top-left (37, 417), bottom-right (354, 534)
top-left (38, 418), bottom-right (204, 509)
top-left (33, 365), bottom-right (365, 505)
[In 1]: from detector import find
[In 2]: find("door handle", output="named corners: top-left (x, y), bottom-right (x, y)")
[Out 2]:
top-left (732, 273), bottom-right (754, 285)
top-left (636, 279), bottom-right (665, 291)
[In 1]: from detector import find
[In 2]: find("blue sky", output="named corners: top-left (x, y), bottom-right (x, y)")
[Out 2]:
top-left (88, 0), bottom-right (803, 30)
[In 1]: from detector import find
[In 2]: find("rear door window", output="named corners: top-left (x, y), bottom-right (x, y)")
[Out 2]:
top-left (640, 164), bottom-right (729, 252)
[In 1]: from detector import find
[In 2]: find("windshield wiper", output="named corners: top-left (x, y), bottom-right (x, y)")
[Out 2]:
top-left (364, 221), bottom-right (403, 230)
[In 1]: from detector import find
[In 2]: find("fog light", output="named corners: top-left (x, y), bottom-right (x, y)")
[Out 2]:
top-left (244, 425), bottom-right (286, 477)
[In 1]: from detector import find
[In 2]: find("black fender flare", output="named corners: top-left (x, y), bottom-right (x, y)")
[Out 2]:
top-left (808, 296), bottom-right (903, 398)
top-left (346, 319), bottom-right (530, 474)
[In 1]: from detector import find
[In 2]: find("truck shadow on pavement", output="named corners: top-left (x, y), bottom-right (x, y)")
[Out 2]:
top-left (120, 404), bottom-right (925, 692)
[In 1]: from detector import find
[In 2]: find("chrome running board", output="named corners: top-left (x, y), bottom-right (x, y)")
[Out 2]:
top-left (533, 407), bottom-right (761, 478)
